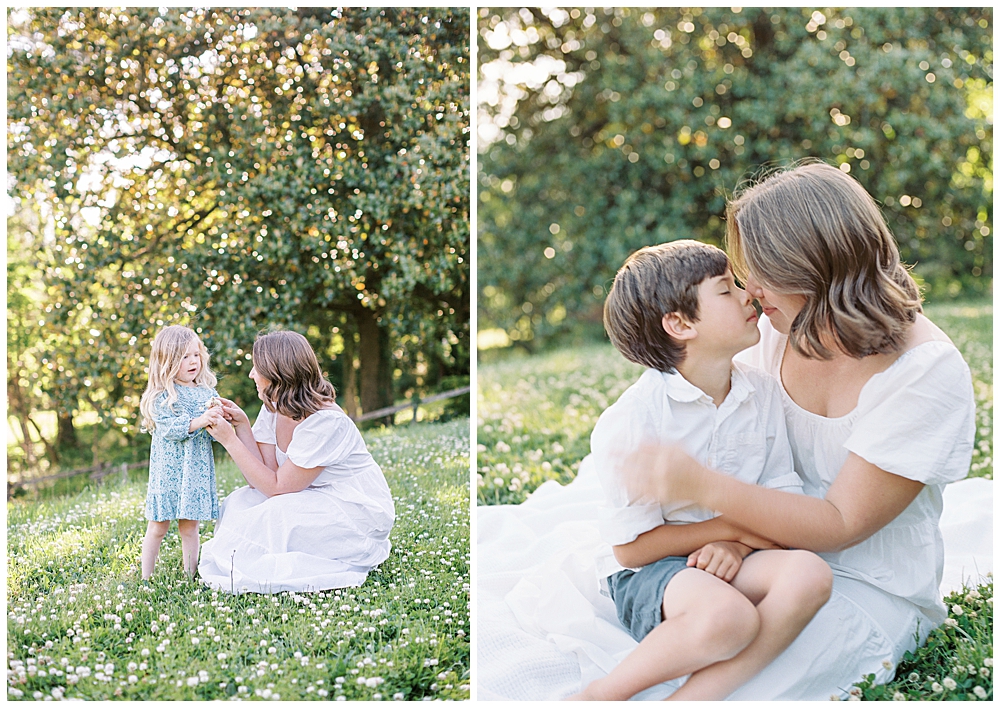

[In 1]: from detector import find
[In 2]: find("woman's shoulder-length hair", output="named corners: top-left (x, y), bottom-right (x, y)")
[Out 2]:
top-left (726, 160), bottom-right (921, 359)
top-left (253, 330), bottom-right (336, 420)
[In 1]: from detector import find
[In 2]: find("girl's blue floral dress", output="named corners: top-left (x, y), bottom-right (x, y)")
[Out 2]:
top-left (146, 385), bottom-right (219, 522)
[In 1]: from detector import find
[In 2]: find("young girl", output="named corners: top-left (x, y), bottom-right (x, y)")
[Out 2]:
top-left (138, 325), bottom-right (225, 580)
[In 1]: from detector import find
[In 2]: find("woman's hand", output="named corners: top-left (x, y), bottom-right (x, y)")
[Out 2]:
top-left (620, 442), bottom-right (706, 505)
top-left (687, 541), bottom-right (752, 583)
top-left (218, 398), bottom-right (251, 428)
top-left (190, 408), bottom-right (227, 433)
top-left (205, 412), bottom-right (237, 445)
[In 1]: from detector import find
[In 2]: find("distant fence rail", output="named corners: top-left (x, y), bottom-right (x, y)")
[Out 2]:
top-left (8, 386), bottom-right (470, 496)
top-left (9, 459), bottom-right (149, 495)
top-left (352, 385), bottom-right (471, 423)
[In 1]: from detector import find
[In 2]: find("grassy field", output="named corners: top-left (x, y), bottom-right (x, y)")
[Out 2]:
top-left (477, 300), bottom-right (993, 701)
top-left (7, 419), bottom-right (470, 701)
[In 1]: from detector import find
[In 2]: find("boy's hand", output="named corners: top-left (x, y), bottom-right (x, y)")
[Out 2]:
top-left (687, 541), bottom-right (752, 583)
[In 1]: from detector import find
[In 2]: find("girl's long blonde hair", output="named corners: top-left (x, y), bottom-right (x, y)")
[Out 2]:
top-left (139, 325), bottom-right (217, 432)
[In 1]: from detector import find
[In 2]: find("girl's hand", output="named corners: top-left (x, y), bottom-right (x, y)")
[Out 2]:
top-left (218, 398), bottom-right (250, 427)
top-left (205, 412), bottom-right (236, 445)
top-left (687, 541), bottom-right (752, 583)
top-left (190, 408), bottom-right (226, 433)
top-left (620, 443), bottom-right (704, 505)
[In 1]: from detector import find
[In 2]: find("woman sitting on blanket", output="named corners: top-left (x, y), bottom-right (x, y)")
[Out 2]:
top-left (626, 161), bottom-right (976, 699)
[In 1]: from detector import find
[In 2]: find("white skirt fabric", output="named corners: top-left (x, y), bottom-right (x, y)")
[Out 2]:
top-left (476, 458), bottom-right (993, 700)
top-left (199, 484), bottom-right (392, 594)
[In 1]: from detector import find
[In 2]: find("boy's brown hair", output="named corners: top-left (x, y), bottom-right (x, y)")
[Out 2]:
top-left (726, 160), bottom-right (920, 359)
top-left (604, 240), bottom-right (730, 372)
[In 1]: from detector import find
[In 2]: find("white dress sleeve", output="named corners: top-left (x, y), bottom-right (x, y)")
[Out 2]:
top-left (845, 342), bottom-right (975, 485)
top-left (591, 381), bottom-right (666, 546)
top-left (251, 407), bottom-right (277, 445)
top-left (285, 411), bottom-right (361, 471)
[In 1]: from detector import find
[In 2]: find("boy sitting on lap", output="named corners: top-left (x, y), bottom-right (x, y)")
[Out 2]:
top-left (569, 240), bottom-right (832, 701)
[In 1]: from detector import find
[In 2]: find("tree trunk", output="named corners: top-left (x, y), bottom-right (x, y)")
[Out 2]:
top-left (356, 307), bottom-right (394, 425)
top-left (57, 412), bottom-right (79, 449)
top-left (6, 362), bottom-right (38, 469)
top-left (340, 321), bottom-right (359, 419)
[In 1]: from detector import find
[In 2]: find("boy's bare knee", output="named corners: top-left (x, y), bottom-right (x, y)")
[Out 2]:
top-left (696, 592), bottom-right (759, 660)
top-left (785, 550), bottom-right (833, 609)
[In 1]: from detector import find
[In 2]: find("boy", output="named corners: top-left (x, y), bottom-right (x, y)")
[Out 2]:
top-left (568, 240), bottom-right (832, 701)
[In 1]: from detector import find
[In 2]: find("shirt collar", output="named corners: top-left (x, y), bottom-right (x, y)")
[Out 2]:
top-left (659, 365), bottom-right (755, 406)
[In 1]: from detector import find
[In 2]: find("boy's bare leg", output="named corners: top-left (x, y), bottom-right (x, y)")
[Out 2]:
top-left (666, 549), bottom-right (832, 701)
top-left (567, 568), bottom-right (759, 701)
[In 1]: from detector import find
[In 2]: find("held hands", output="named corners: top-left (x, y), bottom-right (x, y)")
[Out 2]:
top-left (191, 407), bottom-right (226, 432)
top-left (687, 541), bottom-right (752, 583)
top-left (203, 408), bottom-right (237, 445)
top-left (217, 397), bottom-right (250, 428)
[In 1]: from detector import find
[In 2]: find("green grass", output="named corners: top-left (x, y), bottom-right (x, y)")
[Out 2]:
top-left (477, 299), bottom-right (993, 700)
top-left (6, 419), bottom-right (470, 701)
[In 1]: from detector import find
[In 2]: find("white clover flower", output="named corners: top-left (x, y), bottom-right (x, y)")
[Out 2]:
top-left (892, 692), bottom-right (906, 701)
top-left (974, 687), bottom-right (987, 699)
top-left (317, 689), bottom-right (329, 697)
top-left (394, 693), bottom-right (405, 701)
top-left (943, 677), bottom-right (957, 690)
top-left (186, 676), bottom-right (199, 687)
top-left (945, 618), bottom-right (959, 627)
top-left (980, 667), bottom-right (990, 678)
top-left (985, 658), bottom-right (994, 668)
top-left (128, 675), bottom-right (138, 684)
top-left (951, 605), bottom-right (964, 616)
top-left (907, 672), bottom-right (919, 682)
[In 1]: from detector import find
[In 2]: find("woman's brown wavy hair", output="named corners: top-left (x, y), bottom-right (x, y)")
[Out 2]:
top-left (252, 330), bottom-right (336, 420)
top-left (726, 160), bottom-right (921, 359)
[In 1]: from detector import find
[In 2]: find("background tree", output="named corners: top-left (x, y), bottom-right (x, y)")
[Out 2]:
top-left (478, 7), bottom-right (992, 349)
top-left (7, 7), bottom-right (469, 475)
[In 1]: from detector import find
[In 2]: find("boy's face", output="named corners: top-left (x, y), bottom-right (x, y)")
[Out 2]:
top-left (690, 269), bottom-right (761, 357)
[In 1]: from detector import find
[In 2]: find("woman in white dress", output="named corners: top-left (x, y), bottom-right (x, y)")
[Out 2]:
top-left (198, 330), bottom-right (395, 594)
top-left (626, 162), bottom-right (976, 698)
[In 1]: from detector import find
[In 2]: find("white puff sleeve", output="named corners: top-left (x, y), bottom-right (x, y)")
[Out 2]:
top-left (845, 342), bottom-right (975, 486)
top-left (251, 407), bottom-right (277, 445)
top-left (285, 412), bottom-right (360, 471)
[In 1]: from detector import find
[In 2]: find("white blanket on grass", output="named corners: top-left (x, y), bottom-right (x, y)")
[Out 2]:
top-left (476, 464), bottom-right (992, 701)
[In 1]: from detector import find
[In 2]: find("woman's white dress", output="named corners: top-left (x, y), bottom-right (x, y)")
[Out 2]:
top-left (199, 407), bottom-right (395, 594)
top-left (476, 315), bottom-right (979, 700)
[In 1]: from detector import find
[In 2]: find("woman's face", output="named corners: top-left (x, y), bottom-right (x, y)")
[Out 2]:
top-left (743, 274), bottom-right (806, 335)
top-left (249, 365), bottom-right (269, 401)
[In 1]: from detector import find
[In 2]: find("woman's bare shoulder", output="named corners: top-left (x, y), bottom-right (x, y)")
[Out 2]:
top-left (905, 313), bottom-right (953, 350)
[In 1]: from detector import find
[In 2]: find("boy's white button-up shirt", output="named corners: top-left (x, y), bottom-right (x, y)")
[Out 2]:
top-left (592, 361), bottom-right (802, 580)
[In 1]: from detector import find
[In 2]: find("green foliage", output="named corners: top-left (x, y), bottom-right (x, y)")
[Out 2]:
top-left (478, 7), bottom-right (992, 349)
top-left (6, 419), bottom-right (469, 701)
top-left (852, 580), bottom-right (992, 701)
top-left (7, 8), bottom-right (469, 477)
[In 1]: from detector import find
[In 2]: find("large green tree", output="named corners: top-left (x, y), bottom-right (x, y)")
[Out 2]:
top-left (8, 7), bottom-right (469, 465)
top-left (478, 7), bottom-right (992, 348)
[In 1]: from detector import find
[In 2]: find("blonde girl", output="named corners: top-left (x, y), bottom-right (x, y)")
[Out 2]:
top-left (138, 325), bottom-right (224, 580)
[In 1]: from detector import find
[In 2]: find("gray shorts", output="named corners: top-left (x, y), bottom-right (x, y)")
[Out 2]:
top-left (608, 555), bottom-right (692, 642)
